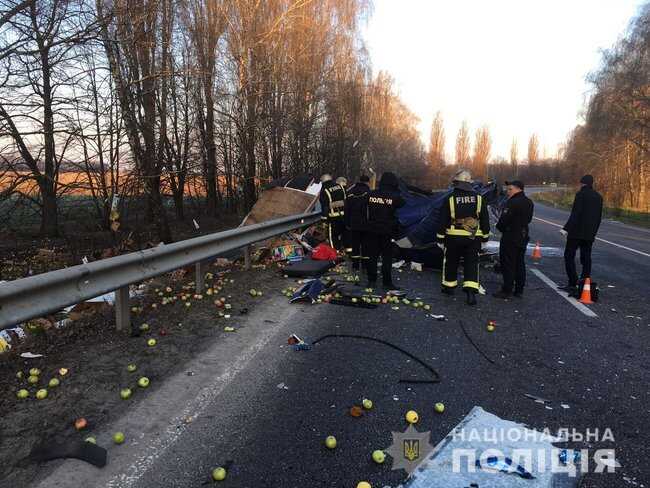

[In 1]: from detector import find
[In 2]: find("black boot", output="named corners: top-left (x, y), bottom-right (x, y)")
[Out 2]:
top-left (441, 287), bottom-right (455, 296)
top-left (465, 290), bottom-right (477, 306)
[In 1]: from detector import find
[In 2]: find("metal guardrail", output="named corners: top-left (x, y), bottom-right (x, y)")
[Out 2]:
top-left (0, 211), bottom-right (321, 332)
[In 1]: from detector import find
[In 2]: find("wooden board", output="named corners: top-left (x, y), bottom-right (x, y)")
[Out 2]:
top-left (242, 187), bottom-right (318, 226)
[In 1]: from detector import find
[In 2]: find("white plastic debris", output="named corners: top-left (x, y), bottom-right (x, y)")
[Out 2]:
top-left (20, 352), bottom-right (44, 359)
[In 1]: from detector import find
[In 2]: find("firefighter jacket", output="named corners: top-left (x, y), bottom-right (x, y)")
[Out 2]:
top-left (436, 185), bottom-right (490, 242)
top-left (344, 182), bottom-right (370, 231)
top-left (320, 181), bottom-right (346, 219)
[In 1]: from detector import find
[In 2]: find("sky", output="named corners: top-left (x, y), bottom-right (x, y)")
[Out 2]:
top-left (363, 0), bottom-right (647, 160)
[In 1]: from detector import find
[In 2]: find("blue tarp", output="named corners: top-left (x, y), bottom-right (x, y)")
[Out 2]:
top-left (397, 181), bottom-right (501, 247)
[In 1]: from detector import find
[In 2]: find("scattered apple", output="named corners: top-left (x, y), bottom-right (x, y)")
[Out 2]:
top-left (357, 482), bottom-right (371, 488)
top-left (405, 410), bottom-right (419, 424)
top-left (147, 338), bottom-right (157, 347)
top-left (224, 326), bottom-right (235, 332)
top-left (424, 304), bottom-right (431, 311)
top-left (113, 432), bottom-right (125, 444)
top-left (434, 402), bottom-right (445, 414)
top-left (249, 288), bottom-right (257, 296)
top-left (487, 324), bottom-right (495, 332)
top-left (16, 389), bottom-right (29, 399)
top-left (120, 388), bottom-right (132, 400)
top-left (16, 371), bottom-right (23, 380)
top-left (85, 436), bottom-right (96, 444)
top-left (362, 398), bottom-right (373, 410)
top-left (137, 377), bottom-right (150, 388)
top-left (29, 368), bottom-right (41, 376)
top-left (36, 389), bottom-right (48, 400)
top-left (48, 378), bottom-right (60, 388)
top-left (75, 418), bottom-right (88, 430)
top-left (212, 467), bottom-right (227, 481)
top-left (165, 287), bottom-right (172, 293)
top-left (27, 375), bottom-right (39, 384)
top-left (372, 450), bottom-right (385, 464)
top-left (127, 364), bottom-right (137, 372)
top-left (59, 368), bottom-right (69, 376)
top-left (224, 304), bottom-right (232, 310)
top-left (325, 435), bottom-right (337, 449)
top-left (185, 302), bottom-right (191, 308)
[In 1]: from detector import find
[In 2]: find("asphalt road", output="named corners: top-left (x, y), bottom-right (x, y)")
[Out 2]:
top-left (32, 199), bottom-right (650, 488)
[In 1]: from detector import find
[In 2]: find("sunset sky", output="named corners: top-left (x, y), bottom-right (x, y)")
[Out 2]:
top-left (364, 0), bottom-right (646, 160)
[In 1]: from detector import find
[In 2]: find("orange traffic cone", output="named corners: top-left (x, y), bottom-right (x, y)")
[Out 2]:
top-left (532, 241), bottom-right (542, 260)
top-left (579, 278), bottom-right (594, 304)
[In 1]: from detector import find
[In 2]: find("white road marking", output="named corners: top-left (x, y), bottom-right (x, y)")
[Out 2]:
top-left (533, 216), bottom-right (650, 258)
top-left (530, 268), bottom-right (598, 318)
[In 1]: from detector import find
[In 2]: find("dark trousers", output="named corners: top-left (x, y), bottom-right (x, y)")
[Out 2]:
top-left (564, 238), bottom-right (593, 286)
top-left (442, 237), bottom-right (481, 292)
top-left (499, 239), bottom-right (527, 294)
top-left (348, 230), bottom-right (366, 270)
top-left (327, 218), bottom-right (345, 250)
top-left (364, 233), bottom-right (393, 285)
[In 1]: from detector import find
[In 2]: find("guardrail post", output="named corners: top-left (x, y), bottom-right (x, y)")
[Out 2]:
top-left (195, 261), bottom-right (206, 294)
top-left (115, 286), bottom-right (130, 332)
top-left (244, 245), bottom-right (252, 270)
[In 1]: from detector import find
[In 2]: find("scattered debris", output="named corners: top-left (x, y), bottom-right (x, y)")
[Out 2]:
top-left (410, 262), bottom-right (423, 272)
top-left (276, 382), bottom-right (289, 390)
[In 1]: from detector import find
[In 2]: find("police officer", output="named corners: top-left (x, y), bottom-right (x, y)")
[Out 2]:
top-left (319, 174), bottom-right (347, 250)
top-left (493, 180), bottom-right (534, 299)
top-left (364, 172), bottom-right (405, 289)
top-left (344, 175), bottom-right (371, 271)
top-left (436, 170), bottom-right (490, 305)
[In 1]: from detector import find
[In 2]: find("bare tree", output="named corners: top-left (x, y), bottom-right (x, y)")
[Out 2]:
top-left (455, 120), bottom-right (471, 168)
top-left (509, 137), bottom-right (518, 175)
top-left (527, 133), bottom-right (540, 163)
top-left (472, 125), bottom-right (491, 181)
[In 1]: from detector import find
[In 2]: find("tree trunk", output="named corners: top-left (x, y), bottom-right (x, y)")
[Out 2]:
top-left (40, 179), bottom-right (58, 237)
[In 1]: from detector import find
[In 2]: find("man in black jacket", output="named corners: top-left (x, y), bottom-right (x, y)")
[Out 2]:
top-left (319, 174), bottom-right (347, 250)
top-left (559, 174), bottom-right (603, 294)
top-left (436, 170), bottom-right (491, 305)
top-left (493, 180), bottom-right (534, 299)
top-left (344, 175), bottom-right (371, 271)
top-left (364, 172), bottom-right (405, 289)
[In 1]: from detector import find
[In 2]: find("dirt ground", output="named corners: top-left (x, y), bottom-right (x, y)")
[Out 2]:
top-left (0, 212), bottom-right (241, 281)
top-left (0, 261), bottom-right (288, 488)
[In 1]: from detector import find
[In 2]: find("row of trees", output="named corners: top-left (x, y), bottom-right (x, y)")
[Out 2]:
top-left (563, 3), bottom-right (650, 212)
top-left (426, 111), bottom-right (548, 187)
top-left (0, 0), bottom-right (429, 240)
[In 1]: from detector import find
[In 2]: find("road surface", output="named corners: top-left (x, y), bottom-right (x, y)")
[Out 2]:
top-left (28, 200), bottom-right (650, 488)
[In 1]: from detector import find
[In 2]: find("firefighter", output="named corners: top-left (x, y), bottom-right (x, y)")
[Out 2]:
top-left (319, 174), bottom-right (347, 250)
top-left (364, 172), bottom-right (405, 289)
top-left (436, 170), bottom-right (490, 305)
top-left (493, 180), bottom-right (534, 299)
top-left (344, 175), bottom-right (371, 271)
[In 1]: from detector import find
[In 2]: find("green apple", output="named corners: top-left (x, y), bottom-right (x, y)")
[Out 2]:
top-left (325, 435), bottom-right (337, 449)
top-left (16, 389), bottom-right (29, 399)
top-left (137, 377), bottom-right (150, 388)
top-left (423, 304), bottom-right (431, 311)
top-left (85, 436), bottom-right (96, 444)
top-left (212, 467), bottom-right (226, 481)
top-left (140, 323), bottom-right (150, 332)
top-left (362, 398), bottom-right (373, 410)
top-left (120, 388), bottom-right (132, 399)
top-left (29, 368), bottom-right (41, 376)
top-left (27, 375), bottom-right (39, 385)
top-left (434, 402), bottom-right (445, 413)
top-left (48, 378), bottom-right (60, 387)
top-left (127, 364), bottom-right (137, 372)
top-left (372, 450), bottom-right (385, 463)
top-left (147, 338), bottom-right (157, 347)
top-left (16, 371), bottom-right (23, 380)
top-left (36, 389), bottom-right (48, 400)
top-left (113, 432), bottom-right (125, 444)
top-left (249, 288), bottom-right (257, 296)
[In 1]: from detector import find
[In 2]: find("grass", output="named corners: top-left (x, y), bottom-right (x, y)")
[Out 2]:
top-left (532, 190), bottom-right (650, 229)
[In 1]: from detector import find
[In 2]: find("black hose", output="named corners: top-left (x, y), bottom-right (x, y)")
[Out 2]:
top-left (310, 334), bottom-right (441, 384)
top-left (458, 320), bottom-right (496, 364)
